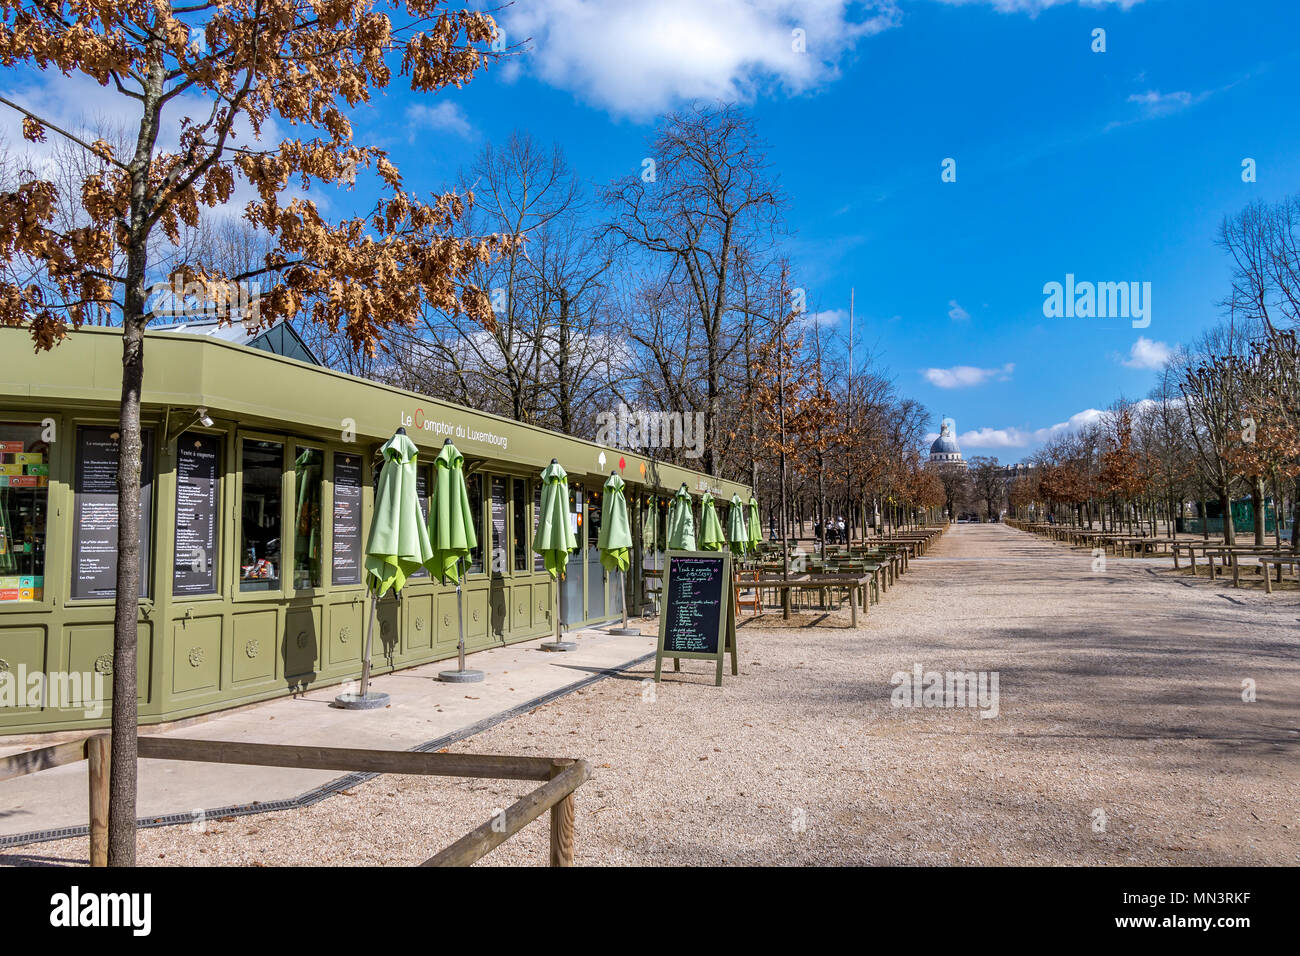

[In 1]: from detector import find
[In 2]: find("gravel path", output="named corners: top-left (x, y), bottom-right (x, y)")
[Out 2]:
top-left (6, 523), bottom-right (1298, 866)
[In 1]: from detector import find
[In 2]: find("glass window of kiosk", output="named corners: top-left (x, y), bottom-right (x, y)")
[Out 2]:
top-left (240, 440), bottom-right (283, 591)
top-left (0, 423), bottom-right (50, 603)
top-left (512, 478), bottom-right (527, 572)
top-left (585, 483), bottom-right (604, 618)
top-left (466, 472), bottom-right (484, 574)
top-left (292, 446), bottom-right (323, 589)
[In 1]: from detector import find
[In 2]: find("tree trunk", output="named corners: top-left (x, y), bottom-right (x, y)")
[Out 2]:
top-left (1252, 476), bottom-right (1266, 546)
top-left (1219, 486), bottom-right (1236, 546)
top-left (109, 313), bottom-right (146, 867)
top-left (1291, 476), bottom-right (1300, 555)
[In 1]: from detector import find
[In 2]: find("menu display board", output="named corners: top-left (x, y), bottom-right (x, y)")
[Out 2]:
top-left (173, 433), bottom-right (219, 596)
top-left (331, 453), bottom-right (363, 586)
top-left (533, 483), bottom-right (545, 572)
top-left (490, 476), bottom-right (507, 574)
top-left (654, 550), bottom-right (738, 687)
top-left (71, 426), bottom-right (154, 600)
top-left (409, 467), bottom-right (429, 578)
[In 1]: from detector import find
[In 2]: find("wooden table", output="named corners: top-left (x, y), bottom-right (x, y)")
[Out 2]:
top-left (752, 574), bottom-right (872, 626)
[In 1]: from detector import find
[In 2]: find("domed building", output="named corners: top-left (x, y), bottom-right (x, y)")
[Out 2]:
top-left (927, 419), bottom-right (967, 470)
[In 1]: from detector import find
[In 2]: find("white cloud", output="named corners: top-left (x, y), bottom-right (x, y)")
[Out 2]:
top-left (499, 0), bottom-right (900, 119)
top-left (802, 307), bottom-right (844, 328)
top-left (1125, 89), bottom-right (1205, 116)
top-left (922, 363), bottom-right (1014, 389)
top-left (947, 299), bottom-right (970, 322)
top-left (1120, 336), bottom-right (1173, 369)
top-left (953, 400), bottom-right (1159, 450)
top-left (935, 0), bottom-right (1146, 12)
top-left (406, 102), bottom-right (474, 140)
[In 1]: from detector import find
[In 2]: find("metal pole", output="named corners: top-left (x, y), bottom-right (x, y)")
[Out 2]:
top-left (359, 592), bottom-right (377, 698)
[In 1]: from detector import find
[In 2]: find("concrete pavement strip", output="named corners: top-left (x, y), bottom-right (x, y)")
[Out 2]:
top-left (0, 625), bottom-right (657, 847)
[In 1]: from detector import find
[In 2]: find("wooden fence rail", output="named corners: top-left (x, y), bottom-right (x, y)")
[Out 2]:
top-left (0, 735), bottom-right (590, 867)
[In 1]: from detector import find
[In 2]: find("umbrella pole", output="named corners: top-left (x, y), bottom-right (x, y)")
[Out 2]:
top-left (609, 566), bottom-right (641, 636)
top-left (334, 589), bottom-right (390, 709)
top-left (438, 559), bottom-right (483, 682)
top-left (541, 569), bottom-right (577, 651)
top-left (360, 592), bottom-right (376, 698)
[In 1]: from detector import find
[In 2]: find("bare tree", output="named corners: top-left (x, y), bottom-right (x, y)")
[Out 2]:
top-left (605, 103), bottom-right (783, 477)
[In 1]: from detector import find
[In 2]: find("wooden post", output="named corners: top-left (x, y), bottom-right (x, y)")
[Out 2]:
top-left (549, 760), bottom-right (575, 867)
top-left (86, 733), bottom-right (111, 868)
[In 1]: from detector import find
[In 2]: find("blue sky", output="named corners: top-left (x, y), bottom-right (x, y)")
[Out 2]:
top-left (6, 0), bottom-right (1298, 462)
top-left (355, 0), bottom-right (1300, 461)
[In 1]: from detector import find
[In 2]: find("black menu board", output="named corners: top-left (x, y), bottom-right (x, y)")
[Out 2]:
top-left (331, 454), bottom-right (363, 586)
top-left (71, 426), bottom-right (154, 600)
top-left (173, 433), bottom-right (220, 596)
top-left (533, 483), bottom-right (545, 572)
top-left (409, 467), bottom-right (429, 578)
top-left (490, 476), bottom-right (507, 574)
top-left (655, 550), bottom-right (738, 687)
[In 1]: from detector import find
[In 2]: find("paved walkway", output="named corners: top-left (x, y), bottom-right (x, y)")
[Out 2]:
top-left (5, 523), bottom-right (1298, 865)
top-left (0, 625), bottom-right (656, 843)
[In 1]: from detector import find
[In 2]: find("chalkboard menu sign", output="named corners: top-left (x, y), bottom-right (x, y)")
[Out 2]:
top-left (71, 426), bottom-right (154, 600)
top-left (173, 433), bottom-right (219, 596)
top-left (331, 453), bottom-right (363, 586)
top-left (490, 476), bottom-right (507, 574)
top-left (655, 550), bottom-right (738, 686)
top-left (409, 466), bottom-right (429, 578)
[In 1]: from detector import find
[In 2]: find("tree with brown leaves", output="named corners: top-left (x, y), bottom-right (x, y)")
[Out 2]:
top-left (0, 0), bottom-right (509, 864)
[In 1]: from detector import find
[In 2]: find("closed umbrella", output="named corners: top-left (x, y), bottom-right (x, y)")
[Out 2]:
top-left (667, 484), bottom-right (696, 550)
top-left (747, 494), bottom-right (764, 555)
top-left (340, 428), bottom-right (432, 708)
top-left (699, 491), bottom-right (725, 551)
top-left (728, 493), bottom-right (748, 558)
top-left (598, 472), bottom-right (639, 635)
top-left (533, 459), bottom-right (577, 651)
top-left (427, 439), bottom-right (483, 682)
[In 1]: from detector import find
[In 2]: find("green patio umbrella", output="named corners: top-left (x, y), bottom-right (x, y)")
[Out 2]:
top-left (597, 473), bottom-right (633, 572)
top-left (598, 473), bottom-right (639, 635)
top-left (347, 429), bottom-right (433, 707)
top-left (728, 493), bottom-right (748, 558)
top-left (533, 459), bottom-right (578, 650)
top-left (427, 439), bottom-right (482, 681)
top-left (667, 484), bottom-right (696, 551)
top-left (747, 494), bottom-right (763, 554)
top-left (699, 491), bottom-right (725, 551)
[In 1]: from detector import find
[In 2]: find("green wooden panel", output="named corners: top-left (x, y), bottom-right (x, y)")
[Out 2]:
top-left (327, 601), bottom-right (363, 668)
top-left (172, 616), bottom-right (221, 695)
top-left (405, 592), bottom-right (433, 651)
top-left (282, 606), bottom-right (321, 681)
top-left (0, 625), bottom-right (48, 715)
top-left (232, 610), bottom-right (277, 685)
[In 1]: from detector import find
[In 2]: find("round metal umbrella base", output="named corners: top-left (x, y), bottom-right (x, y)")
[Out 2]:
top-left (437, 668), bottom-right (485, 683)
top-left (334, 691), bottom-right (390, 710)
top-left (539, 641), bottom-right (577, 652)
top-left (607, 628), bottom-right (642, 636)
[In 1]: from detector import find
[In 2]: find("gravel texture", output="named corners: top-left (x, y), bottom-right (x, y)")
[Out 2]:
top-left (5, 523), bottom-right (1298, 867)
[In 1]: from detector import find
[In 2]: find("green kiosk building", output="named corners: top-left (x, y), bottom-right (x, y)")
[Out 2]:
top-left (0, 325), bottom-right (749, 734)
